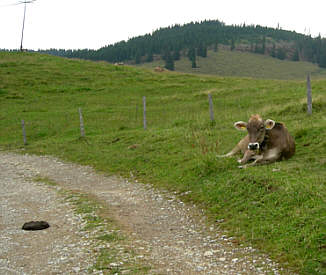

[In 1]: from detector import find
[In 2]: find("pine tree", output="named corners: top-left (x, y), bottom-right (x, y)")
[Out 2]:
top-left (187, 47), bottom-right (196, 61)
top-left (270, 44), bottom-right (276, 58)
top-left (319, 53), bottom-right (326, 68)
top-left (231, 38), bottom-right (235, 51)
top-left (291, 48), bottom-right (300, 61)
top-left (191, 58), bottom-right (197, 68)
top-left (315, 34), bottom-right (322, 64)
top-left (262, 36), bottom-right (266, 54)
top-left (318, 43), bottom-right (326, 68)
top-left (213, 42), bottom-right (218, 52)
top-left (188, 47), bottom-right (197, 68)
top-left (146, 51), bottom-right (153, 62)
top-left (173, 50), bottom-right (180, 61)
top-left (135, 52), bottom-right (141, 64)
top-left (276, 48), bottom-right (286, 60)
top-left (250, 42), bottom-right (254, 53)
top-left (202, 45), bottom-right (207, 57)
top-left (197, 43), bottom-right (207, 57)
top-left (164, 52), bottom-right (174, 70)
top-left (254, 42), bottom-right (260, 54)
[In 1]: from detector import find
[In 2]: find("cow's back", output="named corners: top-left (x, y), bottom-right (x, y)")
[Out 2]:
top-left (268, 123), bottom-right (295, 159)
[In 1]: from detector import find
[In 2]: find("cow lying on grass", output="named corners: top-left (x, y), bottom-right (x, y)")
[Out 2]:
top-left (221, 114), bottom-right (295, 168)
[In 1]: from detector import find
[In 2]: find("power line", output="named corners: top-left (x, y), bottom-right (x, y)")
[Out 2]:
top-left (0, 2), bottom-right (22, 7)
top-left (0, 0), bottom-right (35, 7)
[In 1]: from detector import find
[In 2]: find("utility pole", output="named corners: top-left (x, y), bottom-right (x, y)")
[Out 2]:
top-left (19, 0), bottom-right (36, 51)
top-left (20, 1), bottom-right (27, 51)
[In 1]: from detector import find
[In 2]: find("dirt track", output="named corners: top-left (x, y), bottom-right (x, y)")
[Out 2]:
top-left (0, 152), bottom-right (287, 274)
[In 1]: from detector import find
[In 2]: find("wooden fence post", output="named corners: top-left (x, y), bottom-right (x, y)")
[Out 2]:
top-left (307, 74), bottom-right (312, 115)
top-left (21, 119), bottom-right (27, 145)
top-left (79, 108), bottom-right (85, 137)
top-left (208, 93), bottom-right (214, 122)
top-left (143, 96), bottom-right (147, 130)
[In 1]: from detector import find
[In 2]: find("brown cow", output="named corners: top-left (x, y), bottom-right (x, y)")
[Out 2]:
top-left (221, 114), bottom-right (295, 168)
top-left (154, 66), bottom-right (165, 72)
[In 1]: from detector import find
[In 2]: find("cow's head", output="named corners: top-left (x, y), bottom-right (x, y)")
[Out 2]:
top-left (234, 114), bottom-right (275, 151)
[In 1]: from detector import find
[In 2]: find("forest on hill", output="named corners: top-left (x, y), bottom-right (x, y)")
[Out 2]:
top-left (40, 20), bottom-right (326, 70)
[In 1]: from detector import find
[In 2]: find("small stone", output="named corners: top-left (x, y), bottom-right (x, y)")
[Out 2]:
top-left (197, 266), bottom-right (205, 271)
top-left (204, 251), bottom-right (213, 257)
top-left (219, 257), bottom-right (226, 262)
top-left (72, 267), bottom-right (80, 272)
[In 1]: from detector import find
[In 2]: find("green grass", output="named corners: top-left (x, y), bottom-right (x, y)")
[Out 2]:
top-left (1, 52), bottom-right (326, 274)
top-left (138, 48), bottom-right (326, 80)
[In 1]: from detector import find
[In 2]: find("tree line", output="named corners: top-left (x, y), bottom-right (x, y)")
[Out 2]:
top-left (40, 20), bottom-right (326, 69)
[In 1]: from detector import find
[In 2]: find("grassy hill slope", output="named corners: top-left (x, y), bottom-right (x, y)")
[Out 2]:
top-left (139, 48), bottom-right (326, 80)
top-left (1, 52), bottom-right (326, 274)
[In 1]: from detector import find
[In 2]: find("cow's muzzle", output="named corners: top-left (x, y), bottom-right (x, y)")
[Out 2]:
top-left (248, 142), bottom-right (259, 151)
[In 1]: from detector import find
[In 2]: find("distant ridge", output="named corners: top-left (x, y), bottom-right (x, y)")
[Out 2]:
top-left (40, 20), bottom-right (326, 70)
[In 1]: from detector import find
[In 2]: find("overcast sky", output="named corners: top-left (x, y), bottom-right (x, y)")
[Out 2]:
top-left (1, 0), bottom-right (325, 50)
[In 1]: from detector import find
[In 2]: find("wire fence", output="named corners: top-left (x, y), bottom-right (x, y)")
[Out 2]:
top-left (18, 75), bottom-right (314, 145)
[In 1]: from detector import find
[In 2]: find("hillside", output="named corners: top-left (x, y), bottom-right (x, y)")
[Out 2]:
top-left (1, 52), bottom-right (326, 274)
top-left (41, 20), bottom-right (326, 72)
top-left (138, 48), bottom-right (326, 79)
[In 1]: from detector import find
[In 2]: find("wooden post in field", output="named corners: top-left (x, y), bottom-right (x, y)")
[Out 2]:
top-left (143, 96), bottom-right (147, 130)
top-left (21, 119), bottom-right (27, 145)
top-left (79, 108), bottom-right (85, 137)
top-left (307, 74), bottom-right (312, 115)
top-left (208, 93), bottom-right (214, 122)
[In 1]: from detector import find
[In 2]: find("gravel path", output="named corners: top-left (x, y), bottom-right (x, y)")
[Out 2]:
top-left (0, 152), bottom-right (288, 274)
top-left (0, 153), bottom-right (97, 274)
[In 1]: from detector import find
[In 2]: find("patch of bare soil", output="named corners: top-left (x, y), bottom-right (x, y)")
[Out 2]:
top-left (0, 152), bottom-right (289, 274)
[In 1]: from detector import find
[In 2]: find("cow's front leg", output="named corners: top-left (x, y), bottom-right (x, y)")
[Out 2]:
top-left (239, 150), bottom-right (280, 168)
top-left (238, 150), bottom-right (255, 165)
top-left (238, 155), bottom-right (264, 168)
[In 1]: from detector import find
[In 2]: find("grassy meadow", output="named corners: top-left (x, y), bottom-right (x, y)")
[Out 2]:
top-left (1, 52), bottom-right (326, 274)
top-left (139, 48), bottom-right (326, 80)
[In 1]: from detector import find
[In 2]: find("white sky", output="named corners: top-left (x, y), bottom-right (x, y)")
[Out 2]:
top-left (1, 0), bottom-right (325, 50)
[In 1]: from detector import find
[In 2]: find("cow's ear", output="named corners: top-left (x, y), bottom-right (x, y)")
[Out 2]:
top-left (234, 121), bottom-right (247, 131)
top-left (265, 119), bottom-right (275, 130)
